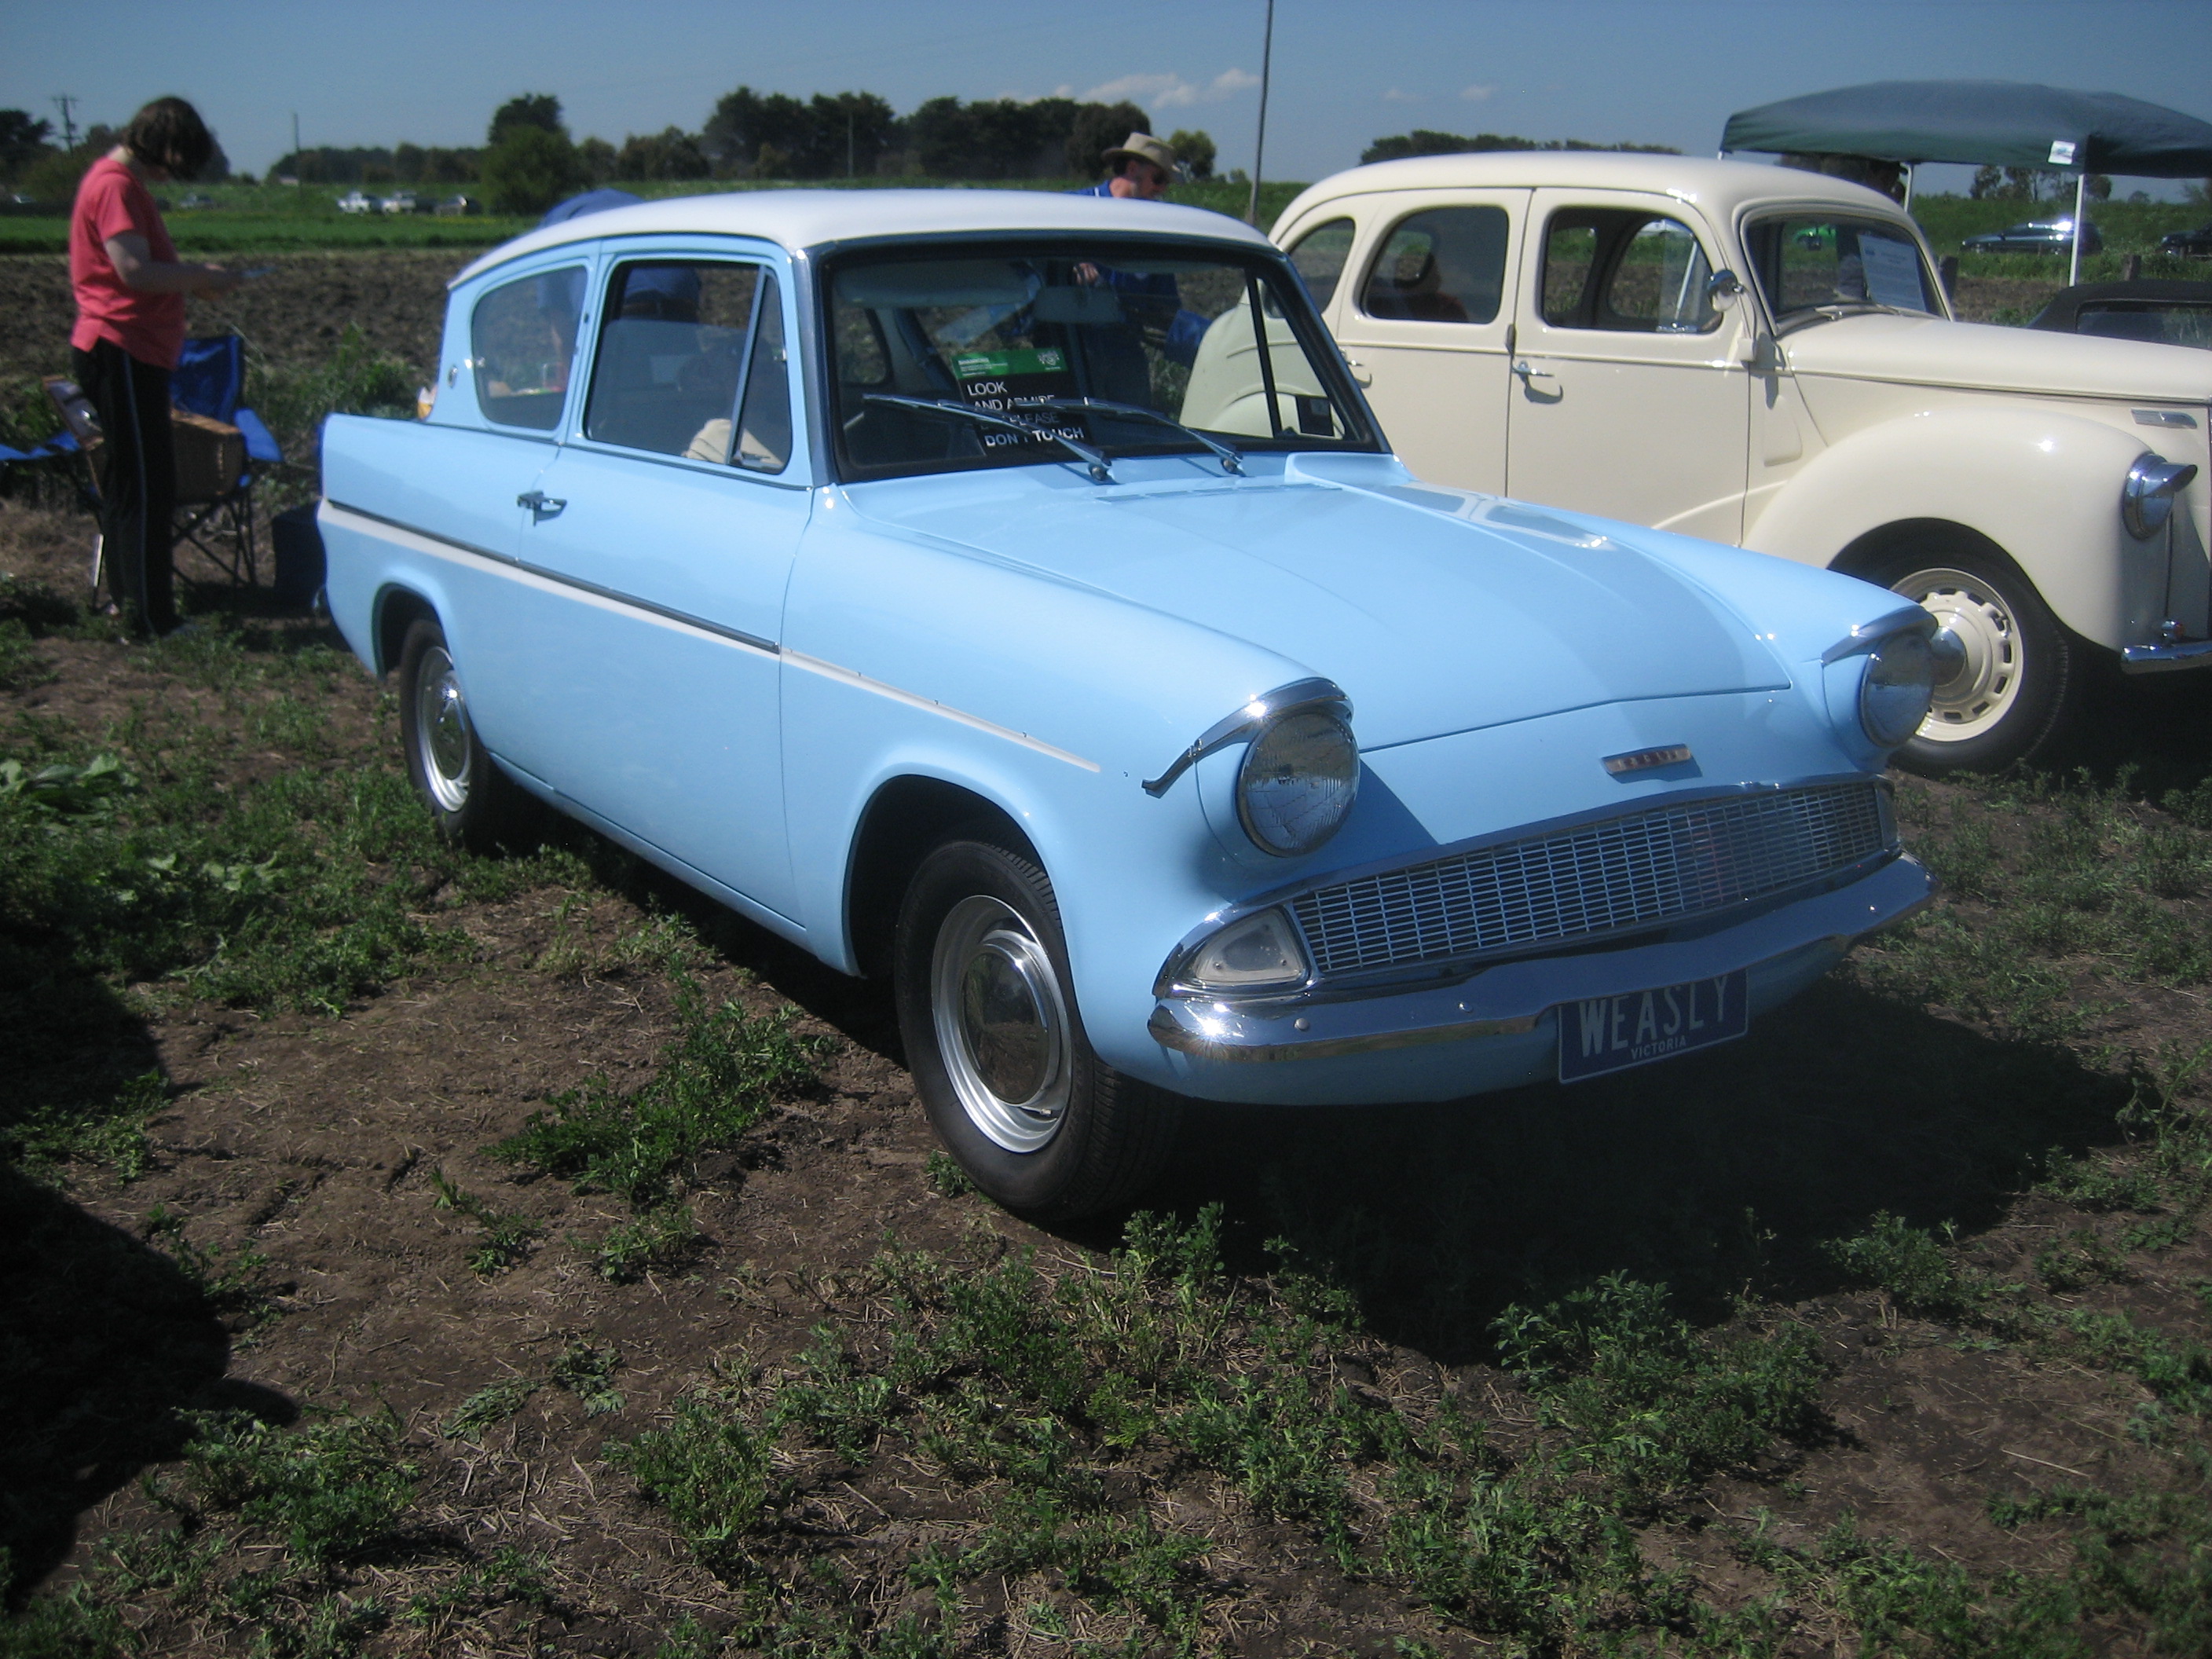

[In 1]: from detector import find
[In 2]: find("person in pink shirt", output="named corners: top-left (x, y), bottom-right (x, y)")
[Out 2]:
top-left (70, 97), bottom-right (241, 635)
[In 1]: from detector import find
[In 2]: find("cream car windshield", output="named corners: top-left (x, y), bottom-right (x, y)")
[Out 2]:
top-left (1745, 214), bottom-right (1942, 331)
top-left (827, 243), bottom-right (1376, 481)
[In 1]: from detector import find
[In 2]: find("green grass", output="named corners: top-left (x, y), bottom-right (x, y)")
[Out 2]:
top-left (487, 976), bottom-right (832, 1210)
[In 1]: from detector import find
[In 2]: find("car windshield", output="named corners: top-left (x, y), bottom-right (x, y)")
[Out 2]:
top-left (1744, 213), bottom-right (1942, 328)
top-left (826, 240), bottom-right (1377, 482)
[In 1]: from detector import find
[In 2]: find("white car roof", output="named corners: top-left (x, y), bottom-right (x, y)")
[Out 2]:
top-left (452, 189), bottom-right (1273, 287)
top-left (1274, 152), bottom-right (1909, 235)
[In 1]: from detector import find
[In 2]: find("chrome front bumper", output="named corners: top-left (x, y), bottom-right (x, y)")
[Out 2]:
top-left (2121, 637), bottom-right (2212, 674)
top-left (1148, 853), bottom-right (1932, 1068)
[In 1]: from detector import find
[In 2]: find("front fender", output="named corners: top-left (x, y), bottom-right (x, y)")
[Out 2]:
top-left (1745, 406), bottom-right (2162, 650)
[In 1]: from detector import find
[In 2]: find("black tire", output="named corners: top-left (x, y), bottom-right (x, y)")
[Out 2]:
top-left (395, 617), bottom-right (527, 851)
top-left (893, 833), bottom-right (1180, 1219)
top-left (1864, 540), bottom-right (2073, 774)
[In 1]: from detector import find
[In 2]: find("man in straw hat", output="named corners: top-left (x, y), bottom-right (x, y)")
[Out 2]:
top-left (1072, 131), bottom-right (1178, 200)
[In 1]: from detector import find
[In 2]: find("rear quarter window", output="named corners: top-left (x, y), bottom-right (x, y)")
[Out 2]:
top-left (472, 266), bottom-right (587, 430)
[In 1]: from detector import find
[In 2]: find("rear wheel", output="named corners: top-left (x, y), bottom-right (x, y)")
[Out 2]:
top-left (893, 833), bottom-right (1178, 1218)
top-left (1867, 544), bottom-right (2072, 773)
top-left (396, 617), bottom-right (526, 851)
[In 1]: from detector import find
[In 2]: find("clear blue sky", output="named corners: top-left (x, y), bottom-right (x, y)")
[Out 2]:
top-left (6, 0), bottom-right (2208, 197)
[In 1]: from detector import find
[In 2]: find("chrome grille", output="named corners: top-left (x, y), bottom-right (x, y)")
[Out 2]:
top-left (1291, 783), bottom-right (1888, 976)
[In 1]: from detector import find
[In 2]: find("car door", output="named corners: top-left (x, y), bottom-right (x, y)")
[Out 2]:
top-left (409, 258), bottom-right (593, 767)
top-left (1301, 192), bottom-right (1526, 493)
top-left (1505, 192), bottom-right (1752, 544)
top-left (508, 251), bottom-right (809, 918)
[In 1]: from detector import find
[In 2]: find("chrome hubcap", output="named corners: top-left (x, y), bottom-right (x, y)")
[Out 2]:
top-left (1892, 566), bottom-right (2023, 742)
top-left (931, 895), bottom-right (1071, 1153)
top-left (414, 646), bottom-right (473, 811)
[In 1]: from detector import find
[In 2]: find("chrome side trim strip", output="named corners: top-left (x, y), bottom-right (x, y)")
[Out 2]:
top-left (779, 649), bottom-right (1101, 772)
top-left (322, 501), bottom-right (778, 657)
top-left (326, 500), bottom-right (1101, 771)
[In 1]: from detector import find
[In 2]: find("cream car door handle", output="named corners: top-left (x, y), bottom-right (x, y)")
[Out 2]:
top-left (1511, 359), bottom-right (1555, 382)
top-left (1342, 353), bottom-right (1372, 386)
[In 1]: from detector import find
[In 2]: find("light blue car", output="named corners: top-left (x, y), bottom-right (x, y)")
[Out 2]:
top-left (318, 190), bottom-right (1939, 1217)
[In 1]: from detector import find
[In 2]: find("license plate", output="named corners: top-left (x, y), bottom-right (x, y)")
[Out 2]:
top-left (1557, 970), bottom-right (1749, 1083)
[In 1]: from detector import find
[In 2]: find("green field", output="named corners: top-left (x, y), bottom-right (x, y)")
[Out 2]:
top-left (0, 178), bottom-right (1307, 255)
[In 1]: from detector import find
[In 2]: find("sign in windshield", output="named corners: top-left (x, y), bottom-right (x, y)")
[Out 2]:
top-left (1745, 215), bottom-right (1940, 322)
top-left (827, 244), bottom-right (1374, 480)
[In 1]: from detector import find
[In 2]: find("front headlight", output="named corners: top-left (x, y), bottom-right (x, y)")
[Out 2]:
top-left (1859, 631), bottom-right (1937, 748)
top-left (2122, 452), bottom-right (2199, 540)
top-left (1236, 710), bottom-right (1358, 857)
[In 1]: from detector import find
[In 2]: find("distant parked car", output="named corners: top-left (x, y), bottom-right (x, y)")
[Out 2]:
top-left (175, 192), bottom-right (216, 210)
top-left (2159, 223), bottom-right (2212, 258)
top-left (380, 192), bottom-right (426, 215)
top-left (2027, 280), bottom-right (2212, 350)
top-left (1959, 218), bottom-right (2103, 255)
top-left (434, 194), bottom-right (480, 217)
top-left (1273, 154), bottom-right (2206, 772)
top-left (336, 190), bottom-right (375, 214)
top-left (316, 189), bottom-right (1942, 1216)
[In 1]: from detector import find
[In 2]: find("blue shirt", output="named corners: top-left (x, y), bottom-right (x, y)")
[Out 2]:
top-left (1064, 181), bottom-right (1206, 366)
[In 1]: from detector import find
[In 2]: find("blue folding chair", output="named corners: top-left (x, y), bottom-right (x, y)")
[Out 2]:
top-left (170, 335), bottom-right (283, 585)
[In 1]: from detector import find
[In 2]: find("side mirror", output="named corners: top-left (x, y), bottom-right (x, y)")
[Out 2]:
top-left (1707, 270), bottom-right (1747, 303)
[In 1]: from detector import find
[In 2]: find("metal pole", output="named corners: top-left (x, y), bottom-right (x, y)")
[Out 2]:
top-left (1901, 163), bottom-right (1914, 211)
top-left (1246, 0), bottom-right (1274, 225)
top-left (53, 94), bottom-right (78, 152)
top-left (2069, 170), bottom-right (2086, 287)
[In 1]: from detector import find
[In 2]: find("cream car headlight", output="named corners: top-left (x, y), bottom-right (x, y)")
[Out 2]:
top-left (1184, 908), bottom-right (1309, 991)
top-left (1859, 630), bottom-right (1938, 749)
top-left (2121, 452), bottom-right (2198, 540)
top-left (1237, 710), bottom-right (1359, 857)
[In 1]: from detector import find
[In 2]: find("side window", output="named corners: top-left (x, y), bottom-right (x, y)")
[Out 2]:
top-left (1542, 210), bottom-right (1718, 333)
top-left (1359, 207), bottom-right (1508, 324)
top-left (733, 273), bottom-right (789, 474)
top-left (1287, 218), bottom-right (1355, 309)
top-left (584, 260), bottom-right (764, 459)
top-left (471, 266), bottom-right (585, 430)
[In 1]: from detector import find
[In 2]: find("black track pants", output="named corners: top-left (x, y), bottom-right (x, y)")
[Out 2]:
top-left (72, 337), bottom-right (178, 635)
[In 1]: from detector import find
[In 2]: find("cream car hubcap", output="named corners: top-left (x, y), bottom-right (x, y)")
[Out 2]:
top-left (414, 646), bottom-right (474, 811)
top-left (1892, 566), bottom-right (2023, 742)
top-left (932, 895), bottom-right (1071, 1153)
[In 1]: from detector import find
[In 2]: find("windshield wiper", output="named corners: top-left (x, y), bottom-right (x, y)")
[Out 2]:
top-left (1031, 397), bottom-right (1244, 476)
top-left (1774, 301), bottom-right (1928, 336)
top-left (861, 394), bottom-right (1113, 482)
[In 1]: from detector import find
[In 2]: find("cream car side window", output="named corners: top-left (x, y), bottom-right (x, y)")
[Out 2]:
top-left (1286, 218), bottom-right (1356, 310)
top-left (1358, 207), bottom-right (1510, 324)
top-left (1541, 209), bottom-right (1718, 334)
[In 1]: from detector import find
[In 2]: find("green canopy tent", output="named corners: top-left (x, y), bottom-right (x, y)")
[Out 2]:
top-left (1721, 80), bottom-right (2212, 284)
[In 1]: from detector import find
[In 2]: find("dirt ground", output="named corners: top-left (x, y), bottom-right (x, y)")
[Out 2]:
top-left (3, 244), bottom-right (2209, 1656)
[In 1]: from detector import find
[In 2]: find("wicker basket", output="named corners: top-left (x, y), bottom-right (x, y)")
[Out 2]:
top-left (171, 410), bottom-right (246, 505)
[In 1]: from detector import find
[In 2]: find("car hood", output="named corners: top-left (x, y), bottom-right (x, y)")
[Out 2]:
top-left (1782, 310), bottom-right (2212, 401)
top-left (840, 465), bottom-right (1789, 749)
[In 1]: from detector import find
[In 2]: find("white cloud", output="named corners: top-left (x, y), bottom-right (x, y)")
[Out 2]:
top-left (1461, 83), bottom-right (1497, 102)
top-left (1383, 88), bottom-right (1419, 104)
top-left (1081, 68), bottom-right (1260, 111)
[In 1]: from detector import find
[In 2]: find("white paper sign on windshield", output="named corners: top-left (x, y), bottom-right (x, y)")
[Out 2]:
top-left (1858, 235), bottom-right (1925, 309)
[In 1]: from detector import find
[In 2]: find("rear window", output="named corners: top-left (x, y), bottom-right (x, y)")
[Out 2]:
top-left (471, 266), bottom-right (586, 430)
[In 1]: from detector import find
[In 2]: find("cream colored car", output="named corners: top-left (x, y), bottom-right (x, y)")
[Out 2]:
top-left (1275, 154), bottom-right (2209, 770)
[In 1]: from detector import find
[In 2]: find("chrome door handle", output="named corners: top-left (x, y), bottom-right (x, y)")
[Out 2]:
top-left (1511, 359), bottom-right (1555, 382)
top-left (1342, 353), bottom-right (1372, 386)
top-left (516, 490), bottom-right (566, 518)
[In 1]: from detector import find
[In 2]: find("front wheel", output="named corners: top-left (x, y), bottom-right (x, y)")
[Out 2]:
top-left (396, 617), bottom-right (527, 851)
top-left (893, 834), bottom-right (1179, 1218)
top-left (1866, 546), bottom-right (2073, 773)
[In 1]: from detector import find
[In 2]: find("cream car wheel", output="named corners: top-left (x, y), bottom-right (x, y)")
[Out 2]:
top-left (1893, 565), bottom-right (2024, 743)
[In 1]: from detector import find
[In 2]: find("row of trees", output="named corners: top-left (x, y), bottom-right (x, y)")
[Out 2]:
top-left (251, 87), bottom-right (1220, 213)
top-left (1361, 129), bottom-right (1679, 164)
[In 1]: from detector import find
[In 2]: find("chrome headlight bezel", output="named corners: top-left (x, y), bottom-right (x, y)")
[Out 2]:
top-left (1858, 628), bottom-right (1939, 749)
top-left (2122, 452), bottom-right (2199, 541)
top-left (1236, 708), bottom-right (1360, 858)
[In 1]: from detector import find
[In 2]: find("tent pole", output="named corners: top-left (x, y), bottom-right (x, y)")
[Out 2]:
top-left (2069, 171), bottom-right (2086, 287)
